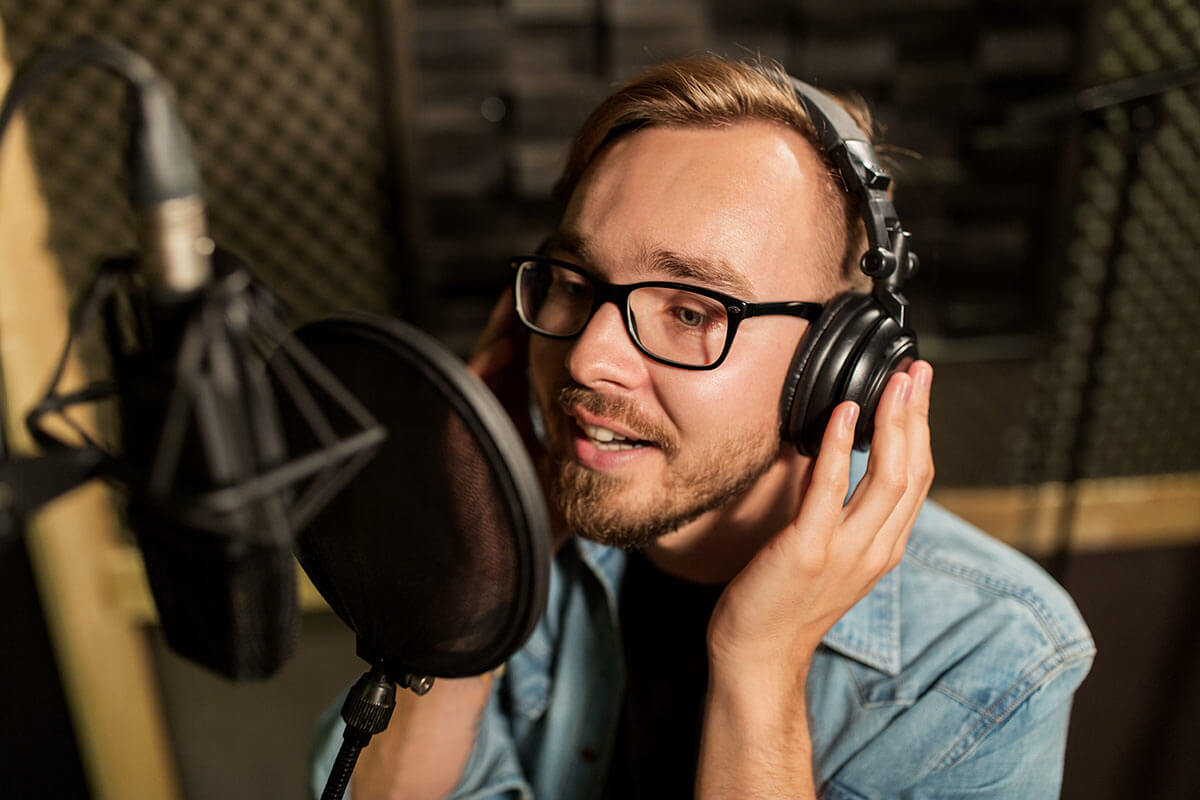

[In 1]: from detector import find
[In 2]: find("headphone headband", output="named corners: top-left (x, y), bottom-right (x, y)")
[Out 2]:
top-left (787, 77), bottom-right (918, 329)
top-left (778, 76), bottom-right (920, 456)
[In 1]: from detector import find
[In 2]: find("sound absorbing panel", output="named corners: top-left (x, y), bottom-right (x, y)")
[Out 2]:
top-left (0, 0), bottom-right (402, 324)
top-left (1013, 0), bottom-right (1200, 482)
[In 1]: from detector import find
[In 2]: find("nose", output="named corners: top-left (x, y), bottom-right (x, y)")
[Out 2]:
top-left (565, 300), bottom-right (649, 391)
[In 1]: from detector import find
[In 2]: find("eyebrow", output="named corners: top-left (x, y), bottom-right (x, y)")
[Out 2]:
top-left (538, 229), bottom-right (592, 262)
top-left (643, 249), bottom-right (755, 298)
top-left (538, 228), bottom-right (756, 298)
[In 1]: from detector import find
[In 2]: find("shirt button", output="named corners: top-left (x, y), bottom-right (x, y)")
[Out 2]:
top-left (580, 746), bottom-right (599, 763)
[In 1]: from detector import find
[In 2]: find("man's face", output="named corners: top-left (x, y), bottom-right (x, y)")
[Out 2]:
top-left (529, 121), bottom-right (840, 548)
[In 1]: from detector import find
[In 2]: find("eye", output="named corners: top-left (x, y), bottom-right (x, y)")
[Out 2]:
top-left (629, 287), bottom-right (727, 343)
top-left (562, 277), bottom-right (590, 297)
top-left (546, 266), bottom-right (592, 300)
top-left (668, 298), bottom-right (725, 332)
top-left (674, 306), bottom-right (706, 327)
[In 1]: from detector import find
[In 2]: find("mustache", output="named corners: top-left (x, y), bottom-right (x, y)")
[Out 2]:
top-left (556, 385), bottom-right (676, 456)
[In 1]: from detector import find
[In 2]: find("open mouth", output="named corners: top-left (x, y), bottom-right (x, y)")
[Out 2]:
top-left (577, 420), bottom-right (653, 452)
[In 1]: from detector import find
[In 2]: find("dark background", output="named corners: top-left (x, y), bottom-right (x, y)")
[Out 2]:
top-left (1, 0), bottom-right (1197, 797)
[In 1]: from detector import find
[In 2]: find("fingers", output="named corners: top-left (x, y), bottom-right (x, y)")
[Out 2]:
top-left (884, 361), bottom-right (934, 564)
top-left (792, 400), bottom-right (859, 536)
top-left (467, 336), bottom-right (513, 379)
top-left (469, 287), bottom-right (516, 359)
top-left (838, 360), bottom-right (935, 571)
top-left (467, 287), bottom-right (518, 379)
top-left (842, 369), bottom-right (912, 530)
top-left (905, 361), bottom-right (934, 499)
top-left (466, 287), bottom-right (543, 459)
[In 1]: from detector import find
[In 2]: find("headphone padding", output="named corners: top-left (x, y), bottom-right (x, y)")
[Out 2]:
top-left (782, 293), bottom-right (917, 456)
top-left (780, 292), bottom-right (866, 453)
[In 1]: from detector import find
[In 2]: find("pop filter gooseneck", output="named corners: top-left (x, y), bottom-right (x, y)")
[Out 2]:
top-left (272, 311), bottom-right (550, 800)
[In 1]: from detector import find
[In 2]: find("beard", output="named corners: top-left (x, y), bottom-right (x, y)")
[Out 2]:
top-left (545, 385), bottom-right (780, 549)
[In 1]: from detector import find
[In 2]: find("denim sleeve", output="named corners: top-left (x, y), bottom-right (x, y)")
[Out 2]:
top-left (308, 682), bottom-right (533, 800)
top-left (824, 655), bottom-right (1092, 800)
top-left (445, 682), bottom-right (534, 800)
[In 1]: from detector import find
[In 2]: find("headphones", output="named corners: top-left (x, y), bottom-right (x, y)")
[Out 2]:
top-left (778, 77), bottom-right (920, 457)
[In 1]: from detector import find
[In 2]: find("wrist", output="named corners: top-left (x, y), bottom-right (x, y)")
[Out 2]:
top-left (707, 633), bottom-right (817, 699)
top-left (706, 654), bottom-right (811, 733)
top-left (698, 664), bottom-right (816, 799)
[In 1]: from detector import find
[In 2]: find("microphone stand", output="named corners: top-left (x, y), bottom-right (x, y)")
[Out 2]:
top-left (0, 447), bottom-right (107, 550)
top-left (321, 663), bottom-right (395, 800)
top-left (0, 252), bottom-right (127, 551)
top-left (321, 655), bottom-right (434, 800)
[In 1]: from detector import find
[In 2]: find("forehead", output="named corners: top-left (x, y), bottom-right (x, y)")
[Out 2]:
top-left (558, 121), bottom-right (837, 299)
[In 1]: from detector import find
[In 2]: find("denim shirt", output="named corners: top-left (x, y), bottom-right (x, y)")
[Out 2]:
top-left (311, 452), bottom-right (1095, 799)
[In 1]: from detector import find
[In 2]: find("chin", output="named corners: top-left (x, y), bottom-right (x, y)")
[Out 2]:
top-left (552, 451), bottom-right (777, 551)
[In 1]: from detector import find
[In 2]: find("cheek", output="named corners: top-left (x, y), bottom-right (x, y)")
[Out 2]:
top-left (659, 324), bottom-right (805, 440)
top-left (657, 356), bottom-right (785, 443)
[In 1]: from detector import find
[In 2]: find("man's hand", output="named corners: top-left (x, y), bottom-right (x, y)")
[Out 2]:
top-left (467, 288), bottom-right (519, 382)
top-left (698, 360), bottom-right (934, 798)
top-left (467, 288), bottom-right (543, 462)
top-left (707, 359), bottom-right (933, 679)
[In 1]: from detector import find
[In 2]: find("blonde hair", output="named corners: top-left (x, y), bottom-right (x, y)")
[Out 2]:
top-left (554, 56), bottom-right (877, 293)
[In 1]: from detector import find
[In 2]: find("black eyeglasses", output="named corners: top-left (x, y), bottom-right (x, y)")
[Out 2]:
top-left (510, 256), bottom-right (824, 370)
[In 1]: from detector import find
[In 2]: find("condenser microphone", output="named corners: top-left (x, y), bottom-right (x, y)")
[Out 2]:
top-left (114, 252), bottom-right (299, 680)
top-left (111, 242), bottom-right (384, 680)
top-left (111, 50), bottom-right (301, 678)
top-left (4, 38), bottom-right (385, 680)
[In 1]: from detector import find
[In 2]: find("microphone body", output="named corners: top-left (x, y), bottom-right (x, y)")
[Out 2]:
top-left (111, 59), bottom-right (300, 679)
top-left (113, 252), bottom-right (298, 680)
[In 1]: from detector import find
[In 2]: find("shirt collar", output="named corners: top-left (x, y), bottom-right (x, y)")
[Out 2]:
top-left (818, 449), bottom-right (903, 676)
top-left (576, 537), bottom-right (626, 599)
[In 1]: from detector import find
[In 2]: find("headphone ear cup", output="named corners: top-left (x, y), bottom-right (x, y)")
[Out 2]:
top-left (841, 314), bottom-right (917, 452)
top-left (779, 292), bottom-right (862, 455)
top-left (780, 293), bottom-right (918, 457)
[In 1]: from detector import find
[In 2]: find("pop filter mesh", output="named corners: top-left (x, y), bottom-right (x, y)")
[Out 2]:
top-left (277, 312), bottom-right (549, 679)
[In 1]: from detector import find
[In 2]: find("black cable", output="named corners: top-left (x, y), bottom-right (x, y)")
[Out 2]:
top-left (0, 36), bottom-right (205, 269)
top-left (0, 37), bottom-right (160, 153)
top-left (0, 37), bottom-right (198, 455)
top-left (1, 36), bottom-right (204, 473)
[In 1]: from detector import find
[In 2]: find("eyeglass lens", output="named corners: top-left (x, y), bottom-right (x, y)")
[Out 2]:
top-left (516, 259), bottom-right (729, 367)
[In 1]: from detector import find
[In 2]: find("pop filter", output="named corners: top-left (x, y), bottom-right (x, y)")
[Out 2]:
top-left (275, 311), bottom-right (550, 680)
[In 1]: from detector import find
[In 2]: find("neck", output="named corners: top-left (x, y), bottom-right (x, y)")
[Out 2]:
top-left (641, 452), bottom-right (813, 584)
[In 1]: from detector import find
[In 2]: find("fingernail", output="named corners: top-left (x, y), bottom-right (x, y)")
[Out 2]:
top-left (917, 363), bottom-right (932, 392)
top-left (899, 375), bottom-right (913, 406)
top-left (842, 402), bottom-right (859, 433)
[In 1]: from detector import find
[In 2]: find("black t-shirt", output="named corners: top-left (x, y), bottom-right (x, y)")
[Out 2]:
top-left (603, 550), bottom-right (727, 799)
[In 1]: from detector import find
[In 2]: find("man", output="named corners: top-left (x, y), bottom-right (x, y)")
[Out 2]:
top-left (312, 56), bottom-right (1094, 798)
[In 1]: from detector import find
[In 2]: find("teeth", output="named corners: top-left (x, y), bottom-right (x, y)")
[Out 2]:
top-left (593, 439), bottom-right (640, 451)
top-left (583, 423), bottom-right (627, 442)
top-left (581, 422), bottom-right (645, 451)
